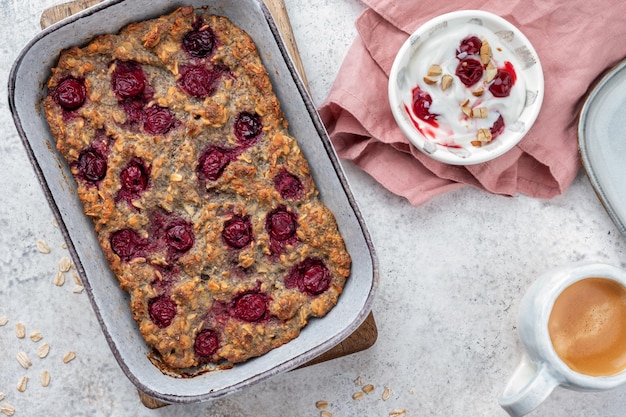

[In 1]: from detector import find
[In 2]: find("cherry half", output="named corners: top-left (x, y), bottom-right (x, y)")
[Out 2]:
top-left (284, 258), bottom-right (332, 296)
top-left (273, 169), bottom-right (303, 200)
top-left (411, 86), bottom-right (437, 124)
top-left (456, 36), bottom-right (482, 58)
top-left (222, 215), bottom-right (253, 249)
top-left (266, 207), bottom-right (296, 241)
top-left (178, 65), bottom-right (220, 98)
top-left (182, 26), bottom-right (216, 58)
top-left (109, 228), bottom-right (147, 262)
top-left (194, 329), bottom-right (219, 358)
top-left (232, 292), bottom-right (269, 322)
top-left (233, 112), bottom-right (263, 144)
top-left (143, 105), bottom-right (177, 135)
top-left (197, 146), bottom-right (232, 182)
top-left (164, 218), bottom-right (195, 253)
top-left (53, 77), bottom-right (86, 111)
top-left (455, 58), bottom-right (484, 87)
top-left (116, 157), bottom-right (150, 205)
top-left (489, 68), bottom-right (515, 98)
top-left (111, 60), bottom-right (146, 99)
top-left (148, 295), bottom-right (177, 328)
top-left (77, 148), bottom-right (107, 183)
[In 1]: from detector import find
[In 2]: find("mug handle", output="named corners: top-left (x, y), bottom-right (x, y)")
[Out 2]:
top-left (499, 353), bottom-right (559, 417)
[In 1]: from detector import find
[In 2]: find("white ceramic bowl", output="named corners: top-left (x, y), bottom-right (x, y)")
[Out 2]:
top-left (388, 10), bottom-right (544, 165)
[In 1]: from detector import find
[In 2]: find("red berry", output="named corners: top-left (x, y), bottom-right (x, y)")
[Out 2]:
top-left (53, 77), bottom-right (86, 111)
top-left (273, 169), bottom-right (303, 200)
top-left (266, 207), bottom-right (296, 241)
top-left (183, 26), bottom-right (216, 58)
top-left (164, 219), bottom-right (194, 253)
top-left (411, 86), bottom-right (437, 123)
top-left (110, 228), bottom-right (146, 262)
top-left (148, 296), bottom-right (177, 328)
top-left (457, 36), bottom-right (482, 57)
top-left (197, 146), bottom-right (231, 182)
top-left (143, 105), bottom-right (176, 135)
top-left (285, 258), bottom-right (332, 296)
top-left (194, 329), bottom-right (219, 358)
top-left (77, 148), bottom-right (107, 182)
top-left (234, 112), bottom-right (262, 143)
top-left (233, 293), bottom-right (268, 322)
top-left (222, 216), bottom-right (253, 249)
top-left (178, 65), bottom-right (219, 98)
top-left (455, 58), bottom-right (484, 87)
top-left (111, 61), bottom-right (146, 99)
top-left (489, 69), bottom-right (514, 98)
top-left (120, 158), bottom-right (150, 194)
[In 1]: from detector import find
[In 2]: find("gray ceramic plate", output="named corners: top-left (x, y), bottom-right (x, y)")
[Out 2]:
top-left (578, 59), bottom-right (626, 236)
top-left (8, 0), bottom-right (378, 404)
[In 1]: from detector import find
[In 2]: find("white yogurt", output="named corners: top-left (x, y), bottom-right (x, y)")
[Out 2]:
top-left (404, 23), bottom-right (526, 148)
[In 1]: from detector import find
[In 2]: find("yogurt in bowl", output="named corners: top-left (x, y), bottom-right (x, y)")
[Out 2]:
top-left (388, 10), bottom-right (544, 165)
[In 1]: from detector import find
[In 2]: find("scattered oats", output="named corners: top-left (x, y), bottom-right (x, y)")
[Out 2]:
top-left (352, 391), bottom-right (364, 400)
top-left (38, 343), bottom-right (50, 359)
top-left (52, 218), bottom-right (58, 228)
top-left (53, 271), bottom-right (65, 286)
top-left (72, 285), bottom-right (85, 294)
top-left (15, 323), bottom-right (25, 339)
top-left (16, 376), bottom-right (29, 393)
top-left (58, 256), bottom-right (72, 272)
top-left (315, 401), bottom-right (329, 410)
top-left (36, 239), bottom-right (51, 254)
top-left (353, 376), bottom-right (363, 386)
top-left (63, 351), bottom-right (76, 363)
top-left (321, 412), bottom-right (333, 417)
top-left (72, 272), bottom-right (82, 286)
top-left (41, 370), bottom-right (51, 387)
top-left (389, 409), bottom-right (407, 417)
top-left (0, 393), bottom-right (4, 402)
top-left (16, 352), bottom-right (32, 369)
top-left (30, 331), bottom-right (43, 342)
top-left (409, 389), bottom-right (415, 395)
top-left (362, 384), bottom-right (375, 394)
top-left (382, 386), bottom-right (391, 401)
top-left (0, 403), bottom-right (15, 416)
top-left (170, 173), bottom-right (183, 182)
top-left (0, 316), bottom-right (8, 326)
top-left (61, 242), bottom-right (67, 249)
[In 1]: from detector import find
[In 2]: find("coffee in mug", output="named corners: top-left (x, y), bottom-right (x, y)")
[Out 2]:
top-left (548, 277), bottom-right (626, 377)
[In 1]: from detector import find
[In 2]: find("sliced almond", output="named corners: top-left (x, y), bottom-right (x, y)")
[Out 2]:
top-left (480, 39), bottom-right (492, 65)
top-left (472, 87), bottom-right (485, 97)
top-left (461, 106), bottom-right (473, 118)
top-left (441, 74), bottom-right (453, 91)
top-left (460, 98), bottom-right (470, 107)
top-left (473, 107), bottom-right (489, 118)
top-left (36, 239), bottom-right (51, 254)
top-left (427, 64), bottom-right (442, 76)
top-left (485, 61), bottom-right (497, 83)
top-left (476, 128), bottom-right (493, 142)
top-left (471, 140), bottom-right (483, 147)
top-left (423, 76), bottom-right (437, 85)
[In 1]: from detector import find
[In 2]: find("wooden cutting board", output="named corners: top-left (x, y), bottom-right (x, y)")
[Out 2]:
top-left (40, 0), bottom-right (377, 409)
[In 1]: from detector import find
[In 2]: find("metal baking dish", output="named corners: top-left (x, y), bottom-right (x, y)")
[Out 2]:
top-left (8, 0), bottom-right (378, 404)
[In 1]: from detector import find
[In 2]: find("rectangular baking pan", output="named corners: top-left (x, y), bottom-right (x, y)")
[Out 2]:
top-left (8, 0), bottom-right (378, 404)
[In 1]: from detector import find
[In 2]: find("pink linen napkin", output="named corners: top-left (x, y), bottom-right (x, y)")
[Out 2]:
top-left (319, 0), bottom-right (626, 206)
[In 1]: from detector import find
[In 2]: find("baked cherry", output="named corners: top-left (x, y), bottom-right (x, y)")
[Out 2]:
top-left (194, 329), bottom-right (219, 358)
top-left (182, 26), bottom-right (216, 58)
top-left (457, 36), bottom-right (482, 58)
top-left (285, 258), bottom-right (332, 296)
top-left (53, 77), bottom-right (86, 111)
top-left (110, 228), bottom-right (146, 262)
top-left (144, 105), bottom-right (176, 135)
top-left (178, 65), bottom-right (219, 98)
top-left (266, 207), bottom-right (296, 241)
top-left (197, 146), bottom-right (231, 181)
top-left (164, 219), bottom-right (194, 253)
top-left (148, 295), bottom-right (177, 328)
top-left (77, 148), bottom-right (107, 182)
top-left (222, 215), bottom-right (253, 249)
top-left (120, 158), bottom-right (150, 195)
top-left (273, 169), bottom-right (303, 200)
top-left (489, 69), bottom-right (514, 98)
top-left (412, 86), bottom-right (437, 123)
top-left (233, 293), bottom-right (268, 322)
top-left (234, 112), bottom-right (262, 144)
top-left (455, 58), bottom-right (484, 87)
top-left (111, 61), bottom-right (146, 99)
